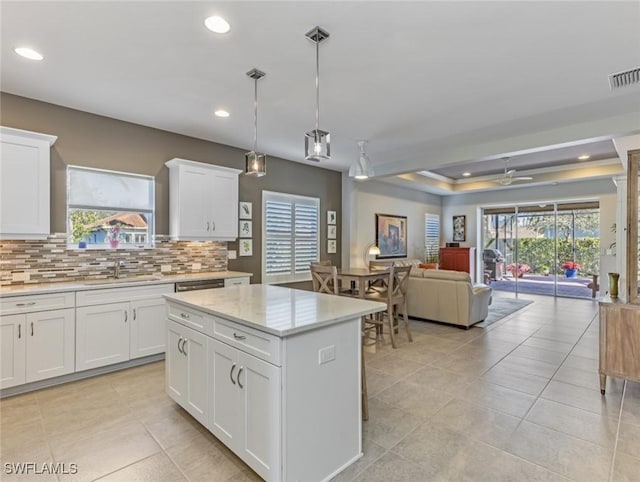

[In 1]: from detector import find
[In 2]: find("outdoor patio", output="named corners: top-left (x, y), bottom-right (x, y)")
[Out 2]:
top-left (488, 274), bottom-right (595, 299)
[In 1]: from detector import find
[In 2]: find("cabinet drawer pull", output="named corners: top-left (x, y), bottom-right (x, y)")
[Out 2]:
top-left (16, 302), bottom-right (36, 307)
top-left (133, 309), bottom-right (136, 320)
top-left (31, 322), bottom-right (34, 337)
top-left (230, 363), bottom-right (237, 385)
top-left (180, 313), bottom-right (190, 320)
top-left (237, 366), bottom-right (244, 389)
top-left (18, 324), bottom-right (21, 339)
top-left (211, 221), bottom-right (216, 231)
top-left (233, 333), bottom-right (246, 340)
top-left (206, 221), bottom-right (210, 231)
top-left (124, 310), bottom-right (128, 323)
top-left (177, 337), bottom-right (184, 354)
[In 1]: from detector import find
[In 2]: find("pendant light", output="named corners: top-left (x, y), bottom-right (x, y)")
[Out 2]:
top-left (349, 140), bottom-right (374, 180)
top-left (245, 68), bottom-right (267, 177)
top-left (304, 26), bottom-right (330, 161)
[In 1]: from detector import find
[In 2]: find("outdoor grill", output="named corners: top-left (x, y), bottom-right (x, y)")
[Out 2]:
top-left (483, 248), bottom-right (504, 281)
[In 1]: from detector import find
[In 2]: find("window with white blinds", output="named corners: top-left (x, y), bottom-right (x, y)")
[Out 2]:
top-left (425, 213), bottom-right (440, 263)
top-left (262, 191), bottom-right (320, 284)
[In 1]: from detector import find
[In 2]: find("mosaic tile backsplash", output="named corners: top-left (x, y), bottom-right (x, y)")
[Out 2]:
top-left (0, 234), bottom-right (228, 286)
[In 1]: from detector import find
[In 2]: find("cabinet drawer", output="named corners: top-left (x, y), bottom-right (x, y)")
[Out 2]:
top-left (224, 277), bottom-right (250, 287)
top-left (76, 284), bottom-right (173, 307)
top-left (168, 302), bottom-right (213, 335)
top-left (213, 317), bottom-right (281, 366)
top-left (1, 292), bottom-right (74, 316)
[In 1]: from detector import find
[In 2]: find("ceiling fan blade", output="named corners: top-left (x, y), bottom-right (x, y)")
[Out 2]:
top-left (506, 169), bottom-right (516, 175)
top-left (512, 176), bottom-right (533, 181)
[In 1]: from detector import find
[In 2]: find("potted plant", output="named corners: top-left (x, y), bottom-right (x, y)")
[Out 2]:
top-left (506, 263), bottom-right (530, 278)
top-left (561, 261), bottom-right (581, 278)
top-left (539, 264), bottom-right (550, 276)
top-left (106, 224), bottom-right (123, 249)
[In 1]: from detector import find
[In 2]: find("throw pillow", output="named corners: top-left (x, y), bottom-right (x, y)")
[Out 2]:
top-left (419, 263), bottom-right (439, 270)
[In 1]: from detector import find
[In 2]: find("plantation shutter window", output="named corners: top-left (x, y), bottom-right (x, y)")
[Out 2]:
top-left (263, 191), bottom-right (320, 284)
top-left (425, 214), bottom-right (440, 263)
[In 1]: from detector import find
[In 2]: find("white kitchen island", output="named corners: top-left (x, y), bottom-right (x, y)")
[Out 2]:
top-left (163, 284), bottom-right (385, 482)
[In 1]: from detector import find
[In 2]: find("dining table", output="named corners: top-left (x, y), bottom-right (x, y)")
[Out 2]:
top-left (337, 267), bottom-right (391, 298)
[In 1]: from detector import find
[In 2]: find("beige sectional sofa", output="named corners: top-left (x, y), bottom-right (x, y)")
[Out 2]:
top-left (396, 260), bottom-right (491, 328)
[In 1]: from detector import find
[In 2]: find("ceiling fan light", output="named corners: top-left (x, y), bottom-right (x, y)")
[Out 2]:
top-left (349, 140), bottom-right (374, 180)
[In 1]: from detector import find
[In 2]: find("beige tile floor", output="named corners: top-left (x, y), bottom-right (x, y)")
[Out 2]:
top-left (1, 293), bottom-right (639, 481)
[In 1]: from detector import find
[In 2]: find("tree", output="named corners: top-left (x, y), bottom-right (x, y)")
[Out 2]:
top-left (68, 210), bottom-right (109, 242)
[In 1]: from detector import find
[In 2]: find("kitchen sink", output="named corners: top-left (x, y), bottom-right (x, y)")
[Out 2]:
top-left (82, 275), bottom-right (163, 285)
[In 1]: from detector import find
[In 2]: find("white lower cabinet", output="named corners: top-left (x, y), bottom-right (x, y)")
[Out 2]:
top-left (1, 308), bottom-right (75, 389)
top-left (166, 320), bottom-right (208, 425)
top-left (76, 302), bottom-right (130, 371)
top-left (0, 314), bottom-right (26, 388)
top-left (75, 284), bottom-right (173, 371)
top-left (209, 336), bottom-right (283, 477)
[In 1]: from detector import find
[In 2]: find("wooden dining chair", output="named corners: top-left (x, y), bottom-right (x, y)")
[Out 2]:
top-left (311, 260), bottom-right (332, 267)
top-left (364, 265), bottom-right (413, 348)
top-left (310, 264), bottom-right (339, 295)
top-left (367, 260), bottom-right (394, 293)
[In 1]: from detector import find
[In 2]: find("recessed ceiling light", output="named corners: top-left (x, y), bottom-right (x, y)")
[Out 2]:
top-left (14, 47), bottom-right (43, 60)
top-left (578, 154), bottom-right (590, 160)
top-left (205, 16), bottom-right (231, 34)
top-left (214, 110), bottom-right (230, 118)
top-left (462, 172), bottom-right (471, 177)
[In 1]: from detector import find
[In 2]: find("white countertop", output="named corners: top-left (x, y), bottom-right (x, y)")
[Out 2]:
top-left (0, 271), bottom-right (253, 297)
top-left (164, 284), bottom-right (387, 337)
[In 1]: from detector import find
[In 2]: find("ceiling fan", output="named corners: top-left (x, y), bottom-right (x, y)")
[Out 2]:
top-left (492, 158), bottom-right (533, 186)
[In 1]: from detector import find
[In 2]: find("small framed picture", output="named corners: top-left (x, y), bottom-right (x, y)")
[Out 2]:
top-left (239, 202), bottom-right (252, 220)
top-left (328, 239), bottom-right (337, 254)
top-left (328, 225), bottom-right (337, 239)
top-left (239, 220), bottom-right (252, 238)
top-left (327, 210), bottom-right (336, 225)
top-left (453, 215), bottom-right (466, 242)
top-left (239, 239), bottom-right (253, 256)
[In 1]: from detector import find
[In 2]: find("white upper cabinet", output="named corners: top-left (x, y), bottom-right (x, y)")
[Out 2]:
top-left (0, 127), bottom-right (57, 239)
top-left (165, 158), bottom-right (241, 241)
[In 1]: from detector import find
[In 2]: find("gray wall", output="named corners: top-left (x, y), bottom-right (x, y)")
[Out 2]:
top-left (0, 93), bottom-right (342, 283)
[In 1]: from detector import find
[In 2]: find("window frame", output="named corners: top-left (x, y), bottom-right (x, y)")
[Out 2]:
top-left (424, 213), bottom-right (440, 263)
top-left (262, 190), bottom-right (320, 284)
top-left (66, 165), bottom-right (155, 248)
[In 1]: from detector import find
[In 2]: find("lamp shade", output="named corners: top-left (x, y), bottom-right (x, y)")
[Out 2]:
top-left (245, 151), bottom-right (266, 177)
top-left (305, 129), bottom-right (330, 161)
top-left (349, 140), bottom-right (374, 179)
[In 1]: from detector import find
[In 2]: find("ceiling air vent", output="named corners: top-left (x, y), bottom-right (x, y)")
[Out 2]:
top-left (609, 67), bottom-right (640, 90)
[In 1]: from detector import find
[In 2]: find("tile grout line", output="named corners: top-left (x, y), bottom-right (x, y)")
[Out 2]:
top-left (608, 379), bottom-right (627, 482)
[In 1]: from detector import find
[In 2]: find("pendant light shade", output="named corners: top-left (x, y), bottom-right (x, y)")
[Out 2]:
top-left (349, 140), bottom-right (374, 180)
top-left (304, 26), bottom-right (330, 162)
top-left (245, 68), bottom-right (267, 177)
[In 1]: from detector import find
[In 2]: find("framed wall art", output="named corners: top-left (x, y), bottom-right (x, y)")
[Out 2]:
top-left (327, 210), bottom-right (336, 225)
top-left (453, 215), bottom-right (466, 242)
top-left (328, 225), bottom-right (337, 239)
top-left (375, 213), bottom-right (407, 259)
top-left (239, 201), bottom-right (252, 220)
top-left (239, 220), bottom-right (252, 238)
top-left (239, 239), bottom-right (253, 256)
top-left (328, 239), bottom-right (337, 254)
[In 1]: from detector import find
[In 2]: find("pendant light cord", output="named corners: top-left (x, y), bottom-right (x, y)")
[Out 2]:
top-left (315, 39), bottom-right (320, 131)
top-left (254, 77), bottom-right (258, 152)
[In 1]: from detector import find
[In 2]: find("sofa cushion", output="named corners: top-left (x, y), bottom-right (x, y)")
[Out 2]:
top-left (422, 269), bottom-right (471, 282)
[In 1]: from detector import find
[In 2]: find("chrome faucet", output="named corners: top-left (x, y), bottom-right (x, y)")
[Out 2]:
top-left (113, 260), bottom-right (125, 279)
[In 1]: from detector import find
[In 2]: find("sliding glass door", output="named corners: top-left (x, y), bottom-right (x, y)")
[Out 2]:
top-left (482, 202), bottom-right (599, 299)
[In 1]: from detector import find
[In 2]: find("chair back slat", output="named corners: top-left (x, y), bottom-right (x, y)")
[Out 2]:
top-left (310, 264), bottom-right (339, 295)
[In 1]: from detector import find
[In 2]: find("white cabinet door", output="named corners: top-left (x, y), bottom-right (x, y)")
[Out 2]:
top-left (0, 314), bottom-right (26, 389)
top-left (208, 338), bottom-right (243, 452)
top-left (224, 277), bottom-right (250, 287)
top-left (239, 350), bottom-right (281, 481)
top-left (184, 326), bottom-right (208, 425)
top-left (167, 320), bottom-right (187, 405)
top-left (210, 170), bottom-right (239, 239)
top-left (179, 164), bottom-right (210, 238)
top-left (0, 130), bottom-right (52, 237)
top-left (76, 302), bottom-right (130, 371)
top-left (26, 308), bottom-right (75, 383)
top-left (130, 298), bottom-right (167, 359)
